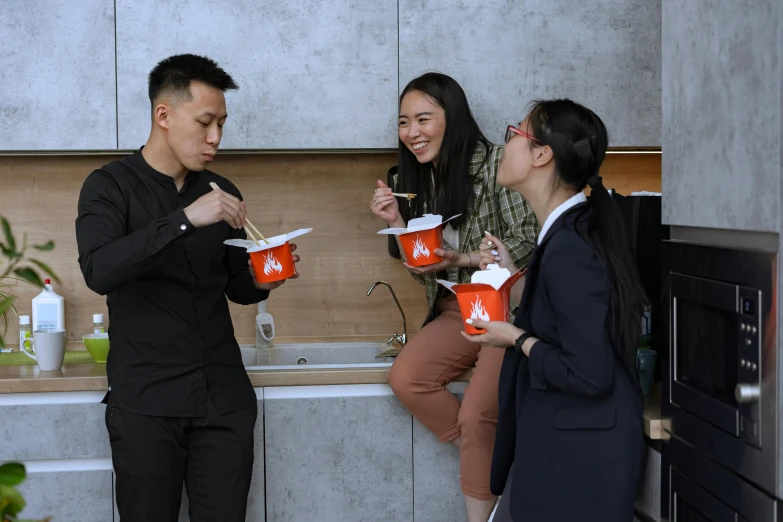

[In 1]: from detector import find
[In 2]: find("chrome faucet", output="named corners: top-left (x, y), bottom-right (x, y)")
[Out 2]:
top-left (366, 281), bottom-right (407, 349)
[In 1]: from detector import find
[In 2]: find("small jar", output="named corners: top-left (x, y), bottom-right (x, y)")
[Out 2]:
top-left (92, 314), bottom-right (105, 334)
top-left (18, 315), bottom-right (32, 353)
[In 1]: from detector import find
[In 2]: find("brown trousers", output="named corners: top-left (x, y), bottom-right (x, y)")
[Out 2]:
top-left (388, 295), bottom-right (504, 500)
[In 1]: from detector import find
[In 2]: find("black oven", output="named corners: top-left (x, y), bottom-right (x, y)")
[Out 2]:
top-left (664, 437), bottom-right (778, 522)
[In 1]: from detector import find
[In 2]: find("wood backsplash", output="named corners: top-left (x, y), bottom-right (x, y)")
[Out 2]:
top-left (0, 151), bottom-right (661, 346)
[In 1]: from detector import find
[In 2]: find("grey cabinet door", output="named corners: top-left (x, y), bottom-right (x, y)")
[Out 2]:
top-left (412, 382), bottom-right (468, 522)
top-left (264, 385), bottom-right (413, 522)
top-left (172, 393), bottom-right (265, 522)
top-left (399, 0), bottom-right (661, 148)
top-left (18, 470), bottom-right (114, 522)
top-left (662, 0), bottom-right (781, 232)
top-left (0, 0), bottom-right (117, 151)
top-left (0, 393), bottom-right (110, 461)
top-left (115, 0), bottom-right (398, 150)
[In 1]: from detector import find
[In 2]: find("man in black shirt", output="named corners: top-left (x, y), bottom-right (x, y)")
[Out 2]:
top-left (75, 54), bottom-right (298, 522)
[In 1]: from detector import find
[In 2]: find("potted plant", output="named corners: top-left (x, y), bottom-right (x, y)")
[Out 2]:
top-left (1, 216), bottom-right (58, 522)
top-left (0, 216), bottom-right (59, 349)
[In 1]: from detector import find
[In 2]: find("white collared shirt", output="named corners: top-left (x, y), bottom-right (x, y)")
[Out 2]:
top-left (537, 192), bottom-right (587, 245)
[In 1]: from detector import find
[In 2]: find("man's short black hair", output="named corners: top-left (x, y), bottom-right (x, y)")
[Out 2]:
top-left (148, 53), bottom-right (238, 107)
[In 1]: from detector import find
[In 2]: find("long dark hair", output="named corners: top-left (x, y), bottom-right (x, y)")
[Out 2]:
top-left (397, 73), bottom-right (490, 228)
top-left (527, 99), bottom-right (648, 378)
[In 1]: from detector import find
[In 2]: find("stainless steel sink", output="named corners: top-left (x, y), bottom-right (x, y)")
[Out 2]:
top-left (240, 342), bottom-right (396, 370)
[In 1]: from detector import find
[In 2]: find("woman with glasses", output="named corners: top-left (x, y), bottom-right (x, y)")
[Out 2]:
top-left (464, 99), bottom-right (647, 522)
top-left (370, 72), bottom-right (537, 522)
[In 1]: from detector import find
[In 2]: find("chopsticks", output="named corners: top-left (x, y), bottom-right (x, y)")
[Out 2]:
top-left (244, 219), bottom-right (269, 245)
top-left (208, 181), bottom-right (269, 245)
top-left (392, 192), bottom-right (416, 200)
top-left (469, 240), bottom-right (495, 255)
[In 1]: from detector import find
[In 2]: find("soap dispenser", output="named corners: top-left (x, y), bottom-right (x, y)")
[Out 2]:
top-left (31, 279), bottom-right (64, 332)
top-left (255, 301), bottom-right (275, 347)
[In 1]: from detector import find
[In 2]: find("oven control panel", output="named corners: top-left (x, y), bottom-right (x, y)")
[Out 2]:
top-left (736, 288), bottom-right (761, 448)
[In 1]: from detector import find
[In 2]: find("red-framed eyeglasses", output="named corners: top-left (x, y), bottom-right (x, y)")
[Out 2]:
top-left (505, 125), bottom-right (540, 144)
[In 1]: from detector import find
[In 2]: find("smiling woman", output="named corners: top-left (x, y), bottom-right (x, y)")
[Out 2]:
top-left (369, 71), bottom-right (538, 522)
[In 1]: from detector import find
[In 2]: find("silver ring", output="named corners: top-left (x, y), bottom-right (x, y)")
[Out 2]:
top-left (373, 198), bottom-right (379, 204)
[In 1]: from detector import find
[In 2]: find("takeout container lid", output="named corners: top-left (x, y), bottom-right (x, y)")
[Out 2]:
top-left (376, 214), bottom-right (461, 236)
top-left (224, 228), bottom-right (313, 252)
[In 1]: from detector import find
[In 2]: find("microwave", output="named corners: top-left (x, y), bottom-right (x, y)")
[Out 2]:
top-left (670, 271), bottom-right (763, 446)
top-left (662, 239), bottom-right (780, 498)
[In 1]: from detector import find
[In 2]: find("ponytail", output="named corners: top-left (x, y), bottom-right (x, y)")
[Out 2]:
top-left (584, 174), bottom-right (648, 377)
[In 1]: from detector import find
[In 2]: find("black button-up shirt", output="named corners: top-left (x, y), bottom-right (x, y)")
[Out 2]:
top-left (75, 150), bottom-right (268, 417)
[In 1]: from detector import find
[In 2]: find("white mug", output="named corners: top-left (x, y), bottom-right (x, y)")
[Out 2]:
top-left (22, 329), bottom-right (66, 371)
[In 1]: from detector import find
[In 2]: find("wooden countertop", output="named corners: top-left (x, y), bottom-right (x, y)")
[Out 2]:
top-left (0, 362), bottom-right (664, 440)
top-left (0, 362), bottom-right (439, 394)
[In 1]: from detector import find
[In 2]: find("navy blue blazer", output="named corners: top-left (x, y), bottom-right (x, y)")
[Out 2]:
top-left (491, 204), bottom-right (646, 522)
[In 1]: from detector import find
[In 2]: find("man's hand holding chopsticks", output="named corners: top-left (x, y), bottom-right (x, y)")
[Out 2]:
top-left (184, 187), bottom-right (248, 229)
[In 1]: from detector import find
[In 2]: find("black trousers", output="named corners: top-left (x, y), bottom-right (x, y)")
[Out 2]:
top-left (105, 393), bottom-right (258, 522)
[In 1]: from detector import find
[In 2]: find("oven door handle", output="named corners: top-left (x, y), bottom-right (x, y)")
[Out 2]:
top-left (671, 273), bottom-right (738, 312)
top-left (734, 383), bottom-right (761, 404)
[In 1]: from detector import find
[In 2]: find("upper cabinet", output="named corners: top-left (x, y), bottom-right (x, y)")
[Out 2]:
top-left (115, 0), bottom-right (398, 150)
top-left (1, 0), bottom-right (664, 152)
top-left (399, 0), bottom-right (662, 147)
top-left (662, 1), bottom-right (781, 232)
top-left (0, 0), bottom-right (117, 151)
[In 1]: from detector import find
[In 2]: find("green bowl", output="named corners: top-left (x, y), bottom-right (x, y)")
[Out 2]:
top-left (83, 333), bottom-right (110, 364)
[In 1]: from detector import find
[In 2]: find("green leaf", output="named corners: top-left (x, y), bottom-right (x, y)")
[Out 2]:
top-left (0, 296), bottom-right (15, 318)
top-left (1, 218), bottom-right (16, 257)
top-left (0, 483), bottom-right (26, 517)
top-left (0, 463), bottom-right (25, 487)
top-left (0, 293), bottom-right (16, 339)
top-left (28, 260), bottom-right (60, 285)
top-left (32, 241), bottom-right (54, 252)
top-left (13, 269), bottom-right (43, 289)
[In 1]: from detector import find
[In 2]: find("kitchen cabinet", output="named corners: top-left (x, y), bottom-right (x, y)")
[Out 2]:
top-left (172, 393), bottom-right (265, 522)
top-left (0, 0), bottom-right (117, 151)
top-left (412, 384), bottom-right (467, 522)
top-left (662, 0), bottom-right (781, 232)
top-left (115, 0), bottom-right (398, 150)
top-left (2, 0), bottom-right (665, 152)
top-left (263, 385), bottom-right (413, 522)
top-left (0, 399), bottom-right (109, 461)
top-left (2, 383), bottom-right (668, 521)
top-left (399, 0), bottom-right (661, 147)
top-left (19, 470), bottom-right (114, 522)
